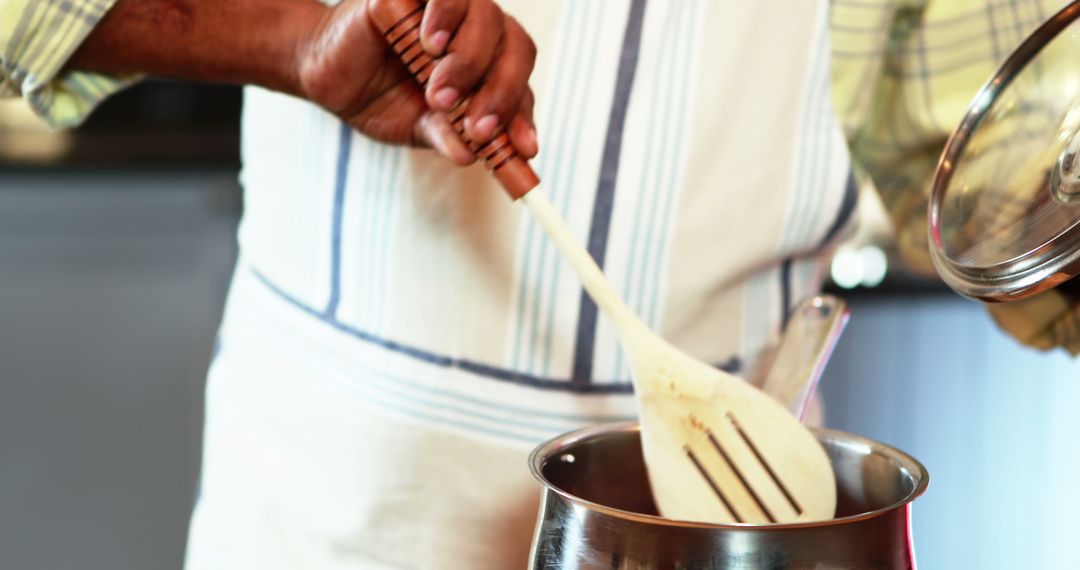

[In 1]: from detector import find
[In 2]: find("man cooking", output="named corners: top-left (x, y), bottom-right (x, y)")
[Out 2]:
top-left (3, 0), bottom-right (1076, 567)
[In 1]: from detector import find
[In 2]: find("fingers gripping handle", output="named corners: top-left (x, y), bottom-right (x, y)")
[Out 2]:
top-left (369, 0), bottom-right (540, 199)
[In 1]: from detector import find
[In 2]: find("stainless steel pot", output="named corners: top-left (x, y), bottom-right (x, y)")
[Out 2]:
top-left (528, 422), bottom-right (928, 569)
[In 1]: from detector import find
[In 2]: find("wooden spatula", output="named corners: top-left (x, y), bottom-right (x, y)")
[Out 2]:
top-left (369, 0), bottom-right (837, 524)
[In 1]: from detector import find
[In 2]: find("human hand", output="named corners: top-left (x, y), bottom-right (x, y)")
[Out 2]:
top-left (296, 0), bottom-right (538, 164)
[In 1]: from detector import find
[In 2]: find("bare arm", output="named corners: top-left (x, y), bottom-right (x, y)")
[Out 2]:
top-left (68, 0), bottom-right (320, 97)
top-left (67, 0), bottom-right (538, 161)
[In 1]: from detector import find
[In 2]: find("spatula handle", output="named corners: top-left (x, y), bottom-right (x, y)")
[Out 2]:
top-left (369, 0), bottom-right (540, 199)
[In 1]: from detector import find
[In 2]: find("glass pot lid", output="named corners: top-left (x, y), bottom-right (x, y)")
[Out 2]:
top-left (929, 0), bottom-right (1080, 301)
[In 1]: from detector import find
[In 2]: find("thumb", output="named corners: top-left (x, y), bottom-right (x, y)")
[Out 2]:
top-left (413, 111), bottom-right (476, 166)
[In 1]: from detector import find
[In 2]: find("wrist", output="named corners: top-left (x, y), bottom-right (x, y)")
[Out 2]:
top-left (240, 0), bottom-right (330, 97)
top-left (291, 0), bottom-right (390, 117)
top-left (279, 0), bottom-right (332, 98)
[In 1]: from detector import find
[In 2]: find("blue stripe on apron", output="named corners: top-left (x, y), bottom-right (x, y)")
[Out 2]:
top-left (570, 0), bottom-right (649, 387)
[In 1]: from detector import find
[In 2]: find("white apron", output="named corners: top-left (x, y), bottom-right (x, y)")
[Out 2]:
top-left (185, 1), bottom-right (852, 567)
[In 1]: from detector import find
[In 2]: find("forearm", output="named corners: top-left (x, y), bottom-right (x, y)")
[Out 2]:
top-left (56, 0), bottom-right (538, 160)
top-left (67, 0), bottom-right (328, 97)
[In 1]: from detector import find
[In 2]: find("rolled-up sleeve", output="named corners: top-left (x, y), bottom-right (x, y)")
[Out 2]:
top-left (1, 0), bottom-right (138, 128)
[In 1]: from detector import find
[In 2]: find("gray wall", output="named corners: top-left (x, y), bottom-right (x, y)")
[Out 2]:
top-left (1, 172), bottom-right (1078, 569)
top-left (821, 296), bottom-right (1080, 569)
top-left (0, 172), bottom-right (238, 570)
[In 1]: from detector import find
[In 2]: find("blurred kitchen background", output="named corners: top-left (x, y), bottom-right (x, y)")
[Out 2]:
top-left (2, 80), bottom-right (1079, 570)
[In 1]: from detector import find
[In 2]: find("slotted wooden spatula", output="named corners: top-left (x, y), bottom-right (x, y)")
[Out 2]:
top-left (369, 0), bottom-right (836, 524)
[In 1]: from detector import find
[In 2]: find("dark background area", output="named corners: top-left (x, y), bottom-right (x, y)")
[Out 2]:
top-left (42, 80), bottom-right (242, 169)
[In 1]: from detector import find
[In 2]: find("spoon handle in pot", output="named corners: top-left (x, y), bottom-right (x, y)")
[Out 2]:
top-left (368, 0), bottom-right (540, 199)
top-left (760, 295), bottom-right (850, 421)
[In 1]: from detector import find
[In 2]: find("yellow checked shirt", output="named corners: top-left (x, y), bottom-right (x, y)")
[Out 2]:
top-left (2, 0), bottom-right (1078, 355)
top-left (831, 0), bottom-right (1080, 354)
top-left (0, 0), bottom-right (134, 128)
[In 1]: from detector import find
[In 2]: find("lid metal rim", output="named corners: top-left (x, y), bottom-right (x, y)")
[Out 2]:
top-left (928, 0), bottom-right (1080, 301)
top-left (930, 239), bottom-right (1080, 301)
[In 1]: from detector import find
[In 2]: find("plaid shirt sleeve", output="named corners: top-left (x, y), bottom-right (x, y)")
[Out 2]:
top-left (1, 0), bottom-right (139, 128)
top-left (831, 0), bottom-right (1080, 354)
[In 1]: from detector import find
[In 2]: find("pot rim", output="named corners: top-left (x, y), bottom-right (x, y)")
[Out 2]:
top-left (528, 421), bottom-right (929, 530)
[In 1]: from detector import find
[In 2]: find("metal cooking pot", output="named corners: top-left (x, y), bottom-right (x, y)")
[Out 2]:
top-left (528, 422), bottom-right (928, 569)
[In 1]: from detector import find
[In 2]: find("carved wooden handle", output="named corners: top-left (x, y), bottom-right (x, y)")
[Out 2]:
top-left (369, 0), bottom-right (540, 199)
